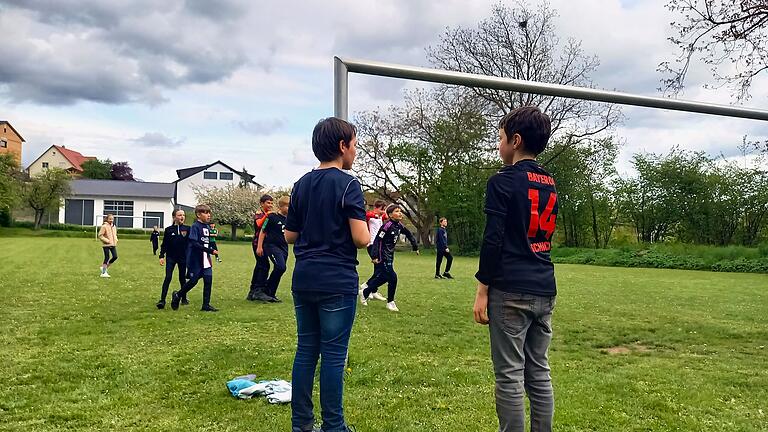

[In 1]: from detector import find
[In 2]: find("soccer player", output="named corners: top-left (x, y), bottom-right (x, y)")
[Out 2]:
top-left (156, 209), bottom-right (189, 309)
top-left (285, 117), bottom-right (369, 432)
top-left (435, 217), bottom-right (453, 279)
top-left (171, 204), bottom-right (220, 312)
top-left (98, 214), bottom-right (118, 278)
top-left (363, 199), bottom-right (388, 302)
top-left (247, 195), bottom-right (275, 302)
top-left (150, 225), bottom-right (160, 255)
top-left (360, 203), bottom-right (419, 312)
top-left (256, 195), bottom-right (290, 302)
top-left (473, 106), bottom-right (558, 432)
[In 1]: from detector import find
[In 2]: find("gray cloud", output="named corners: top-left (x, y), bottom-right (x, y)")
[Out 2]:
top-left (235, 118), bottom-right (286, 136)
top-left (133, 132), bottom-right (185, 148)
top-left (0, 1), bottom-right (248, 105)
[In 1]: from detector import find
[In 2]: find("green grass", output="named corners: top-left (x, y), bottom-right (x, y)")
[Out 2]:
top-left (1, 238), bottom-right (767, 431)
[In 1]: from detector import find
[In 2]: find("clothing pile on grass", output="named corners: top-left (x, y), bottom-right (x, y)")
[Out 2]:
top-left (227, 374), bottom-right (291, 404)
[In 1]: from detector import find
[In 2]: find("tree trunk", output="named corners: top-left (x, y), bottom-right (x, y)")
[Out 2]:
top-left (589, 193), bottom-right (600, 249)
top-left (231, 224), bottom-right (238, 240)
top-left (33, 209), bottom-right (44, 230)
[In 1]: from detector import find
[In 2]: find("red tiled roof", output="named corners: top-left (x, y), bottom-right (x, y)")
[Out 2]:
top-left (53, 145), bottom-right (95, 172)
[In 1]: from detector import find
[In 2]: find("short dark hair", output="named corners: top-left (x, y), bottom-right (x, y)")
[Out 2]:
top-left (312, 117), bottom-right (357, 162)
top-left (498, 106), bottom-right (552, 155)
top-left (172, 208), bottom-right (185, 217)
top-left (373, 199), bottom-right (386, 209)
top-left (385, 203), bottom-right (401, 216)
top-left (439, 217), bottom-right (447, 223)
top-left (195, 204), bottom-right (211, 215)
top-left (260, 194), bottom-right (274, 204)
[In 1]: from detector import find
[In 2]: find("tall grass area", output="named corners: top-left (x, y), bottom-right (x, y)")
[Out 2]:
top-left (553, 242), bottom-right (768, 273)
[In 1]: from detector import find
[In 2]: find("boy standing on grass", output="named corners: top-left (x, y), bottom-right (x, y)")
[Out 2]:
top-left (256, 195), bottom-right (290, 303)
top-left (359, 204), bottom-right (419, 312)
top-left (247, 195), bottom-right (275, 302)
top-left (473, 106), bottom-right (559, 432)
top-left (157, 209), bottom-right (189, 309)
top-left (435, 217), bottom-right (453, 279)
top-left (285, 117), bottom-right (369, 432)
top-left (171, 204), bottom-right (219, 312)
top-left (150, 225), bottom-right (160, 255)
top-left (98, 214), bottom-right (118, 278)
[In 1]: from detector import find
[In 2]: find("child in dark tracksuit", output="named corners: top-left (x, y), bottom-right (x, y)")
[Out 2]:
top-left (256, 196), bottom-right (290, 302)
top-left (156, 209), bottom-right (189, 309)
top-left (150, 226), bottom-right (160, 255)
top-left (171, 204), bottom-right (219, 312)
top-left (435, 217), bottom-right (453, 279)
top-left (473, 106), bottom-right (559, 432)
top-left (360, 203), bottom-right (419, 312)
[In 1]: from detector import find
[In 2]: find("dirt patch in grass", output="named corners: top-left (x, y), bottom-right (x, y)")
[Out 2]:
top-left (601, 343), bottom-right (653, 355)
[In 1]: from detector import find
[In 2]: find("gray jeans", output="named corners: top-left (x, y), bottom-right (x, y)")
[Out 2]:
top-left (488, 289), bottom-right (556, 432)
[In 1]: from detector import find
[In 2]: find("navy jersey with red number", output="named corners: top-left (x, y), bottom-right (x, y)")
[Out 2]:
top-left (475, 160), bottom-right (558, 296)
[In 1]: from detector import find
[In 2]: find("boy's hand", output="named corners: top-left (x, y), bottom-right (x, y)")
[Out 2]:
top-left (159, 258), bottom-right (165, 266)
top-left (256, 247), bottom-right (263, 257)
top-left (372, 259), bottom-right (380, 264)
top-left (212, 250), bottom-right (219, 256)
top-left (473, 283), bottom-right (490, 325)
top-left (446, 248), bottom-right (450, 253)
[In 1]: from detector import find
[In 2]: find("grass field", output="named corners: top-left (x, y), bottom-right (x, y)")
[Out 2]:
top-left (1, 237), bottom-right (767, 431)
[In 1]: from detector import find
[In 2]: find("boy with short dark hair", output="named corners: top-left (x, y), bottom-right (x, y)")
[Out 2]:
top-left (363, 199), bottom-right (388, 302)
top-left (473, 106), bottom-right (558, 432)
top-left (360, 203), bottom-right (419, 312)
top-left (285, 117), bottom-right (369, 432)
top-left (435, 217), bottom-right (453, 279)
top-left (150, 225), bottom-right (160, 255)
top-left (171, 204), bottom-right (220, 312)
top-left (248, 194), bottom-right (275, 302)
top-left (256, 195), bottom-right (290, 303)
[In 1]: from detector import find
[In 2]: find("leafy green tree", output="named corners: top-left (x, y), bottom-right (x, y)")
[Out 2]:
top-left (22, 168), bottom-right (71, 230)
top-left (81, 158), bottom-right (112, 179)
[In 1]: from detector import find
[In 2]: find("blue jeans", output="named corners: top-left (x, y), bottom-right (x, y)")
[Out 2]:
top-left (291, 292), bottom-right (357, 432)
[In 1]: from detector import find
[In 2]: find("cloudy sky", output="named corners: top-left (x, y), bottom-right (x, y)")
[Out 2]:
top-left (1, 0), bottom-right (766, 186)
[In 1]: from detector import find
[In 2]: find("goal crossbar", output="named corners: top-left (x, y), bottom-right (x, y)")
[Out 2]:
top-left (333, 56), bottom-right (768, 122)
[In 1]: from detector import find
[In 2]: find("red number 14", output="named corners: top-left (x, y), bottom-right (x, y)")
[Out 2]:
top-left (528, 189), bottom-right (557, 239)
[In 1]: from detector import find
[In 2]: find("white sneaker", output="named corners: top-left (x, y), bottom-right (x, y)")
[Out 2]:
top-left (100, 272), bottom-right (110, 278)
top-left (359, 284), bottom-right (368, 306)
top-left (386, 301), bottom-right (399, 312)
top-left (371, 292), bottom-right (387, 301)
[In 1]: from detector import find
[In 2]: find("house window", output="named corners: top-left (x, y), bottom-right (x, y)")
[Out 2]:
top-left (0, 139), bottom-right (6, 148)
top-left (203, 171), bottom-right (218, 180)
top-left (104, 200), bottom-right (134, 228)
top-left (42, 162), bottom-right (49, 169)
top-left (219, 172), bottom-right (234, 181)
top-left (143, 211), bottom-right (164, 229)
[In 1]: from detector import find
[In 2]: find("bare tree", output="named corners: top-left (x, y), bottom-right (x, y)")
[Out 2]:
top-left (660, 0), bottom-right (768, 100)
top-left (354, 88), bottom-right (492, 246)
top-left (426, 1), bottom-right (621, 153)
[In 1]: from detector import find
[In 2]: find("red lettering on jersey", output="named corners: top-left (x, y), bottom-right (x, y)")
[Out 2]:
top-left (527, 172), bottom-right (555, 186)
top-left (530, 241), bottom-right (552, 253)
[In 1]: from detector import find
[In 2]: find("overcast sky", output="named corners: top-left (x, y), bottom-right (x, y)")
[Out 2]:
top-left (1, 0), bottom-right (766, 186)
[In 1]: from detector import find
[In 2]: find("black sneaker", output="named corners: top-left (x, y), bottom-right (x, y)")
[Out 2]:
top-left (201, 305), bottom-right (219, 312)
top-left (434, 274), bottom-right (443, 279)
top-left (181, 298), bottom-right (190, 305)
top-left (443, 272), bottom-right (454, 279)
top-left (254, 291), bottom-right (273, 303)
top-left (269, 296), bottom-right (282, 303)
top-left (171, 291), bottom-right (181, 310)
top-left (156, 300), bottom-right (166, 310)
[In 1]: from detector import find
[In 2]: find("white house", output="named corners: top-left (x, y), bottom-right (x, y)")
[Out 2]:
top-left (60, 179), bottom-right (175, 228)
top-left (174, 161), bottom-right (261, 210)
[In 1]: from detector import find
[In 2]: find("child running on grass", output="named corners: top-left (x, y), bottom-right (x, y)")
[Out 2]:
top-left (256, 195), bottom-right (290, 303)
top-left (284, 117), bottom-right (369, 432)
top-left (150, 225), bottom-right (160, 255)
top-left (363, 199), bottom-right (388, 302)
top-left (171, 204), bottom-right (220, 312)
top-left (473, 106), bottom-right (559, 432)
top-left (359, 203), bottom-right (419, 312)
top-left (98, 214), bottom-right (118, 278)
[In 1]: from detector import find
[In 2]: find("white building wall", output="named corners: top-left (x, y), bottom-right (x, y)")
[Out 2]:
top-left (59, 196), bottom-right (174, 228)
top-left (175, 162), bottom-right (246, 208)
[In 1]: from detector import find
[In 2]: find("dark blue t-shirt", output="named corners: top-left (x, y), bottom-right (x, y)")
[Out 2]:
top-left (263, 212), bottom-right (288, 252)
top-left (286, 168), bottom-right (367, 295)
